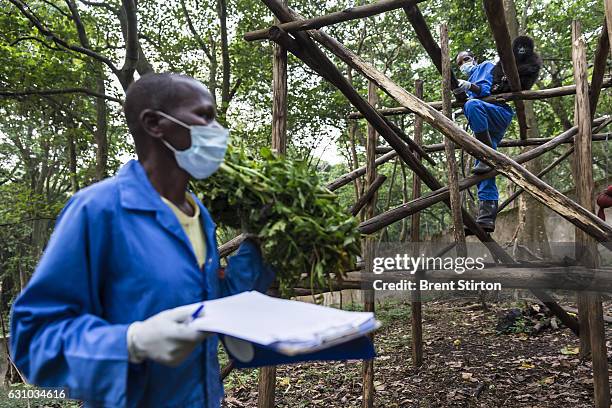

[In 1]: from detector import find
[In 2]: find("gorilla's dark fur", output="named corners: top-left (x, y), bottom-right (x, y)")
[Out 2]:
top-left (491, 35), bottom-right (542, 94)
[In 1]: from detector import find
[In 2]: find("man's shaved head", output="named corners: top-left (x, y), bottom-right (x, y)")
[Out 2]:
top-left (124, 73), bottom-right (213, 133)
top-left (456, 50), bottom-right (475, 66)
top-left (123, 73), bottom-right (215, 157)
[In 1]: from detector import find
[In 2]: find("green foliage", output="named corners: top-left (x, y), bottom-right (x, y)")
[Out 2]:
top-left (194, 146), bottom-right (361, 295)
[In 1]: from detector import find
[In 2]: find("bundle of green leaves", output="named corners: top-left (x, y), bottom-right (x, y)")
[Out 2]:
top-left (193, 147), bottom-right (361, 295)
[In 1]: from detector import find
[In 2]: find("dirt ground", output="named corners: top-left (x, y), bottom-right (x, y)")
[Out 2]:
top-left (222, 294), bottom-right (612, 407)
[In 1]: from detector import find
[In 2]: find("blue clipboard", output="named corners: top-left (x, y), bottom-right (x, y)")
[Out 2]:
top-left (221, 334), bottom-right (376, 368)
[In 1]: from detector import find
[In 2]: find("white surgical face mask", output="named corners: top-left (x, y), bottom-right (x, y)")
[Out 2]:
top-left (460, 61), bottom-right (476, 76)
top-left (156, 111), bottom-right (230, 180)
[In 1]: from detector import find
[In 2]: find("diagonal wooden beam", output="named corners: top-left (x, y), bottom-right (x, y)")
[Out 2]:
top-left (244, 0), bottom-right (426, 41)
top-left (483, 0), bottom-right (528, 139)
top-left (350, 172), bottom-right (387, 216)
top-left (402, 4), bottom-right (466, 101)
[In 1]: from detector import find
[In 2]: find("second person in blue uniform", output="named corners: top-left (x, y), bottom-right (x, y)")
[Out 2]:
top-left (453, 50), bottom-right (515, 233)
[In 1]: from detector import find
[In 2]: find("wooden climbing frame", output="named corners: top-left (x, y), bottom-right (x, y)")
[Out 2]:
top-left (231, 1), bottom-right (612, 407)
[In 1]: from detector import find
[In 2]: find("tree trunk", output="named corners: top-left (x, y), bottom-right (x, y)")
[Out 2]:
top-left (209, 40), bottom-right (218, 99)
top-left (68, 131), bottom-right (79, 194)
top-left (347, 66), bottom-right (363, 200)
top-left (94, 72), bottom-right (108, 181)
top-left (399, 162), bottom-right (409, 241)
top-left (217, 0), bottom-right (231, 112)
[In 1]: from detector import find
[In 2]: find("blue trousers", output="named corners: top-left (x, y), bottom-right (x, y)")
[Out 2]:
top-left (463, 99), bottom-right (514, 200)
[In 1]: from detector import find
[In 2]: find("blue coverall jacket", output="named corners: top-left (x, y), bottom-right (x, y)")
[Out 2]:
top-left (10, 159), bottom-right (274, 408)
top-left (463, 61), bottom-right (514, 201)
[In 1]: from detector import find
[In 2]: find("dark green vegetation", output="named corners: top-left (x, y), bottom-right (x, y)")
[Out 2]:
top-left (195, 147), bottom-right (360, 294)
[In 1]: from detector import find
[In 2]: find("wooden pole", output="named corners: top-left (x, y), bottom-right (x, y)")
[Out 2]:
top-left (271, 15), bottom-right (288, 155)
top-left (286, 263), bottom-right (612, 294)
top-left (366, 81), bottom-right (379, 217)
top-left (347, 78), bottom-right (612, 119)
top-left (258, 10), bottom-right (288, 404)
top-left (244, 0), bottom-right (425, 41)
top-left (588, 290), bottom-right (611, 408)
top-left (483, 0), bottom-right (528, 139)
top-left (573, 20), bottom-right (594, 359)
top-left (410, 80), bottom-right (423, 245)
top-left (441, 23), bottom-right (467, 254)
top-left (348, 266), bottom-right (612, 294)
top-left (572, 20), bottom-right (610, 408)
top-left (410, 79), bottom-right (423, 368)
top-left (361, 80), bottom-right (378, 408)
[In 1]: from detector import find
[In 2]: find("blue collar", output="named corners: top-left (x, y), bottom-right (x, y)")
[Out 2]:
top-left (118, 160), bottom-right (164, 212)
top-left (117, 160), bottom-right (217, 258)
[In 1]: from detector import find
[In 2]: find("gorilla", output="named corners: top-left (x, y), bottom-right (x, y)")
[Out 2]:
top-left (491, 35), bottom-right (542, 94)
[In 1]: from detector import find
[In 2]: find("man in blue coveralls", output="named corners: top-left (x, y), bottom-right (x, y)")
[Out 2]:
top-left (453, 50), bottom-right (515, 233)
top-left (10, 73), bottom-right (274, 407)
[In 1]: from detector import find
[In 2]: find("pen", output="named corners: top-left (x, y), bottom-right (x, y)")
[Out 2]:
top-left (191, 303), bottom-right (205, 322)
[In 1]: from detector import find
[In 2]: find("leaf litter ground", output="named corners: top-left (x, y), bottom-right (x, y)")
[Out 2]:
top-left (222, 294), bottom-right (612, 407)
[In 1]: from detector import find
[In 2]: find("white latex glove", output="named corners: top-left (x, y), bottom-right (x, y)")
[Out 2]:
top-left (452, 79), bottom-right (471, 94)
top-left (127, 303), bottom-right (208, 367)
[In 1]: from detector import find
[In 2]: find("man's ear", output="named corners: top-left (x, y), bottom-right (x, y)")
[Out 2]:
top-left (140, 109), bottom-right (164, 140)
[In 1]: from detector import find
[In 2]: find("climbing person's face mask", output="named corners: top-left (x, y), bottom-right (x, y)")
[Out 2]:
top-left (156, 110), bottom-right (230, 180)
top-left (460, 60), bottom-right (476, 76)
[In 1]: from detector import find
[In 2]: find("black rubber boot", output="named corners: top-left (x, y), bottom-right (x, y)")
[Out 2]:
top-left (475, 200), bottom-right (498, 232)
top-left (472, 130), bottom-right (493, 174)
